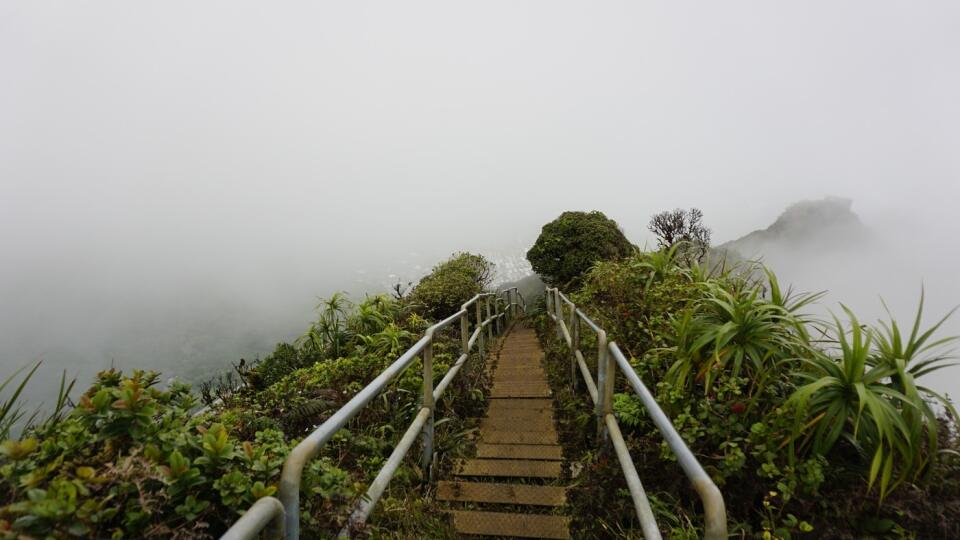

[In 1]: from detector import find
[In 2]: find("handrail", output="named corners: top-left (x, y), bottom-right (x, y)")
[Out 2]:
top-left (545, 287), bottom-right (727, 540)
top-left (222, 287), bottom-right (526, 540)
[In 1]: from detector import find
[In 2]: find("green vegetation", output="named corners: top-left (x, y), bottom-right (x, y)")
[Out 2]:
top-left (0, 253), bottom-right (496, 538)
top-left (532, 211), bottom-right (960, 538)
top-left (526, 210), bottom-right (633, 287)
top-left (2, 209), bottom-right (957, 539)
top-left (406, 252), bottom-right (494, 319)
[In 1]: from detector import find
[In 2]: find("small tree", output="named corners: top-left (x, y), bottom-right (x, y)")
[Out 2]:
top-left (406, 253), bottom-right (494, 319)
top-left (526, 211), bottom-right (633, 287)
top-left (648, 208), bottom-right (711, 262)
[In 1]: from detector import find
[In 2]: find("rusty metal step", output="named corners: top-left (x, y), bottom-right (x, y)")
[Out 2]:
top-left (437, 481), bottom-right (567, 506)
top-left (449, 510), bottom-right (570, 539)
top-left (455, 458), bottom-right (561, 478)
top-left (476, 443), bottom-right (563, 460)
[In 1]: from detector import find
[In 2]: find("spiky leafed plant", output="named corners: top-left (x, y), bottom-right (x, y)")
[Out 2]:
top-left (764, 267), bottom-right (826, 340)
top-left (0, 362), bottom-right (41, 440)
top-left (318, 292), bottom-right (352, 358)
top-left (349, 295), bottom-right (398, 337)
top-left (666, 282), bottom-right (806, 400)
top-left (360, 324), bottom-right (415, 358)
top-left (871, 290), bottom-right (958, 478)
top-left (296, 292), bottom-right (355, 358)
top-left (630, 242), bottom-right (683, 288)
top-left (788, 307), bottom-right (917, 501)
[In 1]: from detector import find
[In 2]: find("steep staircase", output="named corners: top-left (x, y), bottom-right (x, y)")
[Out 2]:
top-left (437, 326), bottom-right (571, 539)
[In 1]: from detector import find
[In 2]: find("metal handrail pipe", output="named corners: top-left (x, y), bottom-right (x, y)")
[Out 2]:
top-left (460, 293), bottom-right (492, 311)
top-left (338, 407), bottom-right (432, 537)
top-left (278, 335), bottom-right (429, 539)
top-left (605, 414), bottom-right (662, 540)
top-left (608, 343), bottom-right (727, 540)
top-left (576, 352), bottom-right (599, 404)
top-left (432, 353), bottom-right (469, 402)
top-left (576, 309), bottom-right (604, 335)
top-left (466, 327), bottom-right (482, 351)
top-left (221, 496), bottom-right (285, 540)
top-left (428, 310), bottom-right (467, 335)
top-left (558, 320), bottom-right (573, 348)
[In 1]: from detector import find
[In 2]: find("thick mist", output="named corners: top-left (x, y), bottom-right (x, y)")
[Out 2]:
top-left (3, 2), bottom-right (960, 408)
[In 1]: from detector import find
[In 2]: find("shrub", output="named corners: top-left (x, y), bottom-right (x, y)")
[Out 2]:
top-left (526, 211), bottom-right (634, 287)
top-left (406, 253), bottom-right (494, 319)
top-left (0, 370), bottom-right (295, 539)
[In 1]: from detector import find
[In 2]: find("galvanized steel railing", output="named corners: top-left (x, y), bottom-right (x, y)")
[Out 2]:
top-left (222, 287), bottom-right (525, 540)
top-left (545, 287), bottom-right (727, 540)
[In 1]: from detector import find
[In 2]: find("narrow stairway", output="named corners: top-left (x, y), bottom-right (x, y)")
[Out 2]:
top-left (437, 326), bottom-right (570, 539)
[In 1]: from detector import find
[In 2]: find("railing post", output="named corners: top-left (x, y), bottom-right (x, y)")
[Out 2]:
top-left (595, 329), bottom-right (609, 444)
top-left (460, 312), bottom-right (469, 355)
top-left (485, 296), bottom-right (493, 343)
top-left (476, 301), bottom-right (485, 359)
top-left (421, 336), bottom-right (435, 481)
top-left (554, 290), bottom-right (562, 339)
top-left (571, 309), bottom-right (580, 391)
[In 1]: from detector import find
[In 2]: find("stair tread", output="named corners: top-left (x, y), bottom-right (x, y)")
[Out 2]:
top-left (476, 443), bottom-right (563, 460)
top-left (491, 387), bottom-right (552, 398)
top-left (487, 398), bottom-right (554, 411)
top-left (481, 429), bottom-right (559, 445)
top-left (437, 481), bottom-right (567, 506)
top-left (449, 510), bottom-right (570, 539)
top-left (455, 458), bottom-right (561, 478)
top-left (479, 416), bottom-right (555, 433)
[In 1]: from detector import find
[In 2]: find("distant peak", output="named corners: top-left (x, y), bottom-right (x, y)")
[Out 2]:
top-left (719, 196), bottom-right (870, 257)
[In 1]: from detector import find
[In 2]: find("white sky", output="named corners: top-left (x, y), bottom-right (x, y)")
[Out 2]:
top-left (2, 1), bottom-right (960, 397)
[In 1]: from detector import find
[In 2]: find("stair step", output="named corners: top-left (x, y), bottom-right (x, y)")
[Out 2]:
top-left (476, 443), bottom-right (563, 460)
top-left (491, 386), bottom-right (552, 398)
top-left (455, 458), bottom-right (561, 478)
top-left (449, 510), bottom-right (570, 539)
top-left (481, 430), bottom-right (559, 445)
top-left (485, 409), bottom-right (555, 422)
top-left (480, 415), bottom-right (556, 433)
top-left (437, 481), bottom-right (567, 506)
top-left (491, 383), bottom-right (552, 394)
top-left (487, 398), bottom-right (553, 411)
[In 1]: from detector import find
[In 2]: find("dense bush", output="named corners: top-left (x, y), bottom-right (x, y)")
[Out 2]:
top-left (0, 371), bottom-right (296, 538)
top-left (526, 211), bottom-right (633, 287)
top-left (406, 252), bottom-right (493, 319)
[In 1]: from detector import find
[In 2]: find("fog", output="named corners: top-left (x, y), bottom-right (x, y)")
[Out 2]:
top-left (3, 2), bottom-right (960, 408)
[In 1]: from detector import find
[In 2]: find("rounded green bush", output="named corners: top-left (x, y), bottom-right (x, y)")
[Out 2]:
top-left (526, 211), bottom-right (634, 287)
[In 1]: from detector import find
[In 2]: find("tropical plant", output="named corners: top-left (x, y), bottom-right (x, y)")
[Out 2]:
top-left (359, 324), bottom-right (415, 358)
top-left (665, 282), bottom-right (806, 399)
top-left (788, 308), bottom-right (918, 501)
top-left (871, 290), bottom-right (959, 476)
top-left (0, 362), bottom-right (42, 441)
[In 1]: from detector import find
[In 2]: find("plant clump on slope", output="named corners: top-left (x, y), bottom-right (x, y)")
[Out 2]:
top-left (526, 210), bottom-right (634, 288)
top-left (406, 252), bottom-right (494, 319)
top-left (533, 210), bottom-right (960, 539)
top-left (0, 252), bottom-right (497, 538)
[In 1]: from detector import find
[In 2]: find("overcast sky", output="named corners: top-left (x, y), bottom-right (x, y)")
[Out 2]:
top-left (2, 2), bottom-right (960, 399)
